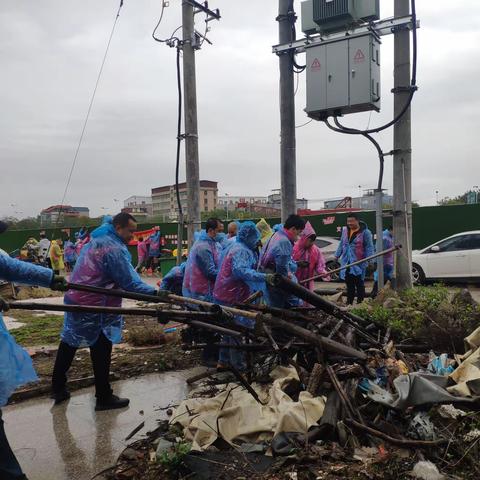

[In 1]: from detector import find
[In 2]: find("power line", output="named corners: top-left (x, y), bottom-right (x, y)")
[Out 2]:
top-left (55, 0), bottom-right (124, 228)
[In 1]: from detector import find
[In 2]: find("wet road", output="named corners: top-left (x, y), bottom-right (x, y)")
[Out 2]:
top-left (3, 369), bottom-right (199, 480)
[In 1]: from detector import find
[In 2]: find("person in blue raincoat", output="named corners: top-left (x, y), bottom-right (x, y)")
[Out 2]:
top-left (334, 213), bottom-right (374, 305)
top-left (258, 214), bottom-right (306, 308)
top-left (51, 213), bottom-right (157, 411)
top-left (213, 222), bottom-right (267, 370)
top-left (147, 228), bottom-right (161, 272)
top-left (182, 218), bottom-right (223, 302)
top-left (0, 220), bottom-right (65, 480)
top-left (371, 228), bottom-right (394, 297)
top-left (160, 261), bottom-right (186, 296)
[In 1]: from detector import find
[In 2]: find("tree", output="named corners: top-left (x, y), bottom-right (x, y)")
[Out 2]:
top-left (438, 192), bottom-right (470, 206)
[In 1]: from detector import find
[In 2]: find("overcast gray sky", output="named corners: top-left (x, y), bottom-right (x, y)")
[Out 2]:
top-left (1, 0), bottom-right (479, 218)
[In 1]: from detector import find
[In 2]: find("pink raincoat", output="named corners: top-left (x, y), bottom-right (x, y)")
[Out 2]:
top-left (292, 222), bottom-right (329, 291)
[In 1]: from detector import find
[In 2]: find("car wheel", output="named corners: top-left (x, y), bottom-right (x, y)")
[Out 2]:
top-left (326, 260), bottom-right (341, 282)
top-left (412, 263), bottom-right (425, 285)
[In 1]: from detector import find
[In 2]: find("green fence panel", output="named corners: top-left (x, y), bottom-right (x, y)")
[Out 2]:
top-left (2, 204), bottom-right (479, 260)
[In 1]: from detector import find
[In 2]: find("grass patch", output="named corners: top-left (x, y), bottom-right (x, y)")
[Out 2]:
top-left (8, 310), bottom-right (63, 346)
top-left (124, 325), bottom-right (166, 346)
top-left (352, 285), bottom-right (480, 350)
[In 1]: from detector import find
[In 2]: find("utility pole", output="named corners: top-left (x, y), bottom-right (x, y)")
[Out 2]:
top-left (182, 0), bottom-right (201, 247)
top-left (277, 0), bottom-right (297, 222)
top-left (392, 0), bottom-right (413, 290)
top-left (180, 0), bottom-right (220, 247)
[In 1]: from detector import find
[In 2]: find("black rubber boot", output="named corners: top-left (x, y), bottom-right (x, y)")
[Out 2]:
top-left (95, 394), bottom-right (130, 411)
top-left (50, 389), bottom-right (71, 405)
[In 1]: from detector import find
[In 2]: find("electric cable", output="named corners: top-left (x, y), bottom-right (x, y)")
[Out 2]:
top-left (329, 0), bottom-right (418, 135)
top-left (53, 0), bottom-right (124, 233)
top-left (174, 45), bottom-right (183, 217)
top-left (152, 0), bottom-right (167, 41)
top-left (295, 119), bottom-right (313, 129)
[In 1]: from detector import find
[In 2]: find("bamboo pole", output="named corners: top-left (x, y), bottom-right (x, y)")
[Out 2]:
top-left (301, 245), bottom-right (401, 284)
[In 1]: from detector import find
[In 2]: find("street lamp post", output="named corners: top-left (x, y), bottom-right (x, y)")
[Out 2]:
top-left (435, 190), bottom-right (439, 205)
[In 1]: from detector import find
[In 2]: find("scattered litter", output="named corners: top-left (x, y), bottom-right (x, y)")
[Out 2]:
top-left (411, 461), bottom-right (444, 480)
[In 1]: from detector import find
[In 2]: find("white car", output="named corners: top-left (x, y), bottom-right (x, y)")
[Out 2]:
top-left (412, 231), bottom-right (480, 284)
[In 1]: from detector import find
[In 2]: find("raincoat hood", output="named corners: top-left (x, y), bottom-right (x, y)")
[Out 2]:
top-left (295, 221), bottom-right (316, 252)
top-left (256, 218), bottom-right (273, 245)
top-left (237, 221), bottom-right (261, 250)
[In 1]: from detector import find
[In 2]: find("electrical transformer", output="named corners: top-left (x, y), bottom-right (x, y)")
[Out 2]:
top-left (305, 33), bottom-right (381, 119)
top-left (302, 0), bottom-right (380, 35)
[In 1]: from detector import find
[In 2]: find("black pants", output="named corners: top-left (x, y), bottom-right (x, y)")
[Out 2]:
top-left (51, 332), bottom-right (113, 400)
top-left (345, 272), bottom-right (365, 305)
top-left (0, 410), bottom-right (27, 480)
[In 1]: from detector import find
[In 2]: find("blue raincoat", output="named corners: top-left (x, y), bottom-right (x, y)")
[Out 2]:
top-left (182, 230), bottom-right (220, 302)
top-left (335, 221), bottom-right (374, 280)
top-left (62, 220), bottom-right (156, 348)
top-left (160, 263), bottom-right (186, 296)
top-left (63, 240), bottom-right (77, 264)
top-left (258, 228), bottom-right (299, 308)
top-left (213, 222), bottom-right (266, 370)
top-left (374, 229), bottom-right (394, 282)
top-left (214, 222), bottom-right (266, 326)
top-left (0, 255), bottom-right (53, 406)
top-left (148, 231), bottom-right (161, 257)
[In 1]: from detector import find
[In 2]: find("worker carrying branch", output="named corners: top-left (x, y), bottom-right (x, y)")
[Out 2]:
top-left (50, 213), bottom-right (159, 411)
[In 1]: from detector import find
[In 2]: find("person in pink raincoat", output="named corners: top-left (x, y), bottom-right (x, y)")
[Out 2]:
top-left (292, 221), bottom-right (330, 291)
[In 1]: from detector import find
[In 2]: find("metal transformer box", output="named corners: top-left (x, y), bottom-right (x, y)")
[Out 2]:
top-left (305, 33), bottom-right (381, 120)
top-left (302, 0), bottom-right (380, 35)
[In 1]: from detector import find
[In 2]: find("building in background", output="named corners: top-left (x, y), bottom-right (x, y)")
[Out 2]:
top-left (218, 191), bottom-right (308, 217)
top-left (122, 196), bottom-right (153, 218)
top-left (267, 191), bottom-right (309, 211)
top-left (40, 205), bottom-right (90, 224)
top-left (151, 181), bottom-right (218, 220)
top-left (324, 190), bottom-right (393, 210)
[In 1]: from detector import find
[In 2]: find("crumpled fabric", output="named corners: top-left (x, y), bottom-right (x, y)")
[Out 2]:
top-left (334, 221), bottom-right (374, 280)
top-left (256, 218), bottom-right (273, 246)
top-left (148, 230), bottom-right (161, 257)
top-left (182, 230), bottom-right (220, 302)
top-left (63, 219), bottom-right (156, 348)
top-left (293, 221), bottom-right (329, 291)
top-left (214, 222), bottom-right (265, 323)
top-left (448, 326), bottom-right (480, 396)
top-left (63, 240), bottom-right (77, 263)
top-left (170, 365), bottom-right (325, 451)
top-left (0, 255), bottom-right (53, 406)
top-left (160, 262), bottom-right (186, 296)
top-left (258, 228), bottom-right (299, 308)
top-left (359, 372), bottom-right (476, 410)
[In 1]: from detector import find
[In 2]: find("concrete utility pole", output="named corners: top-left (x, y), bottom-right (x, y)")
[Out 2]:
top-left (392, 0), bottom-right (413, 290)
top-left (182, 0), bottom-right (201, 247)
top-left (277, 0), bottom-right (297, 222)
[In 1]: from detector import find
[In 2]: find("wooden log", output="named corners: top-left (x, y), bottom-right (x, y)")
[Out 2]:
top-left (260, 314), bottom-right (367, 361)
top-left (345, 418), bottom-right (448, 448)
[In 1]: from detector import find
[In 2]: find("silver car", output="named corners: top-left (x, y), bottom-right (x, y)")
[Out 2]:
top-left (315, 236), bottom-right (341, 281)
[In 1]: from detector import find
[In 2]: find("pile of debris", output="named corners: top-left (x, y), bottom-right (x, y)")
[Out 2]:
top-left (94, 275), bottom-right (480, 479)
top-left (11, 278), bottom-right (476, 478)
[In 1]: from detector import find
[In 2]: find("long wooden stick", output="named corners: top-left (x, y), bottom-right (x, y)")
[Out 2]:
top-left (9, 302), bottom-right (243, 337)
top-left (301, 244), bottom-right (401, 284)
top-left (66, 282), bottom-right (259, 320)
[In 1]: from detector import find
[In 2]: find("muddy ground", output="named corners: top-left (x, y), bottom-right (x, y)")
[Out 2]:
top-left (8, 309), bottom-right (200, 403)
